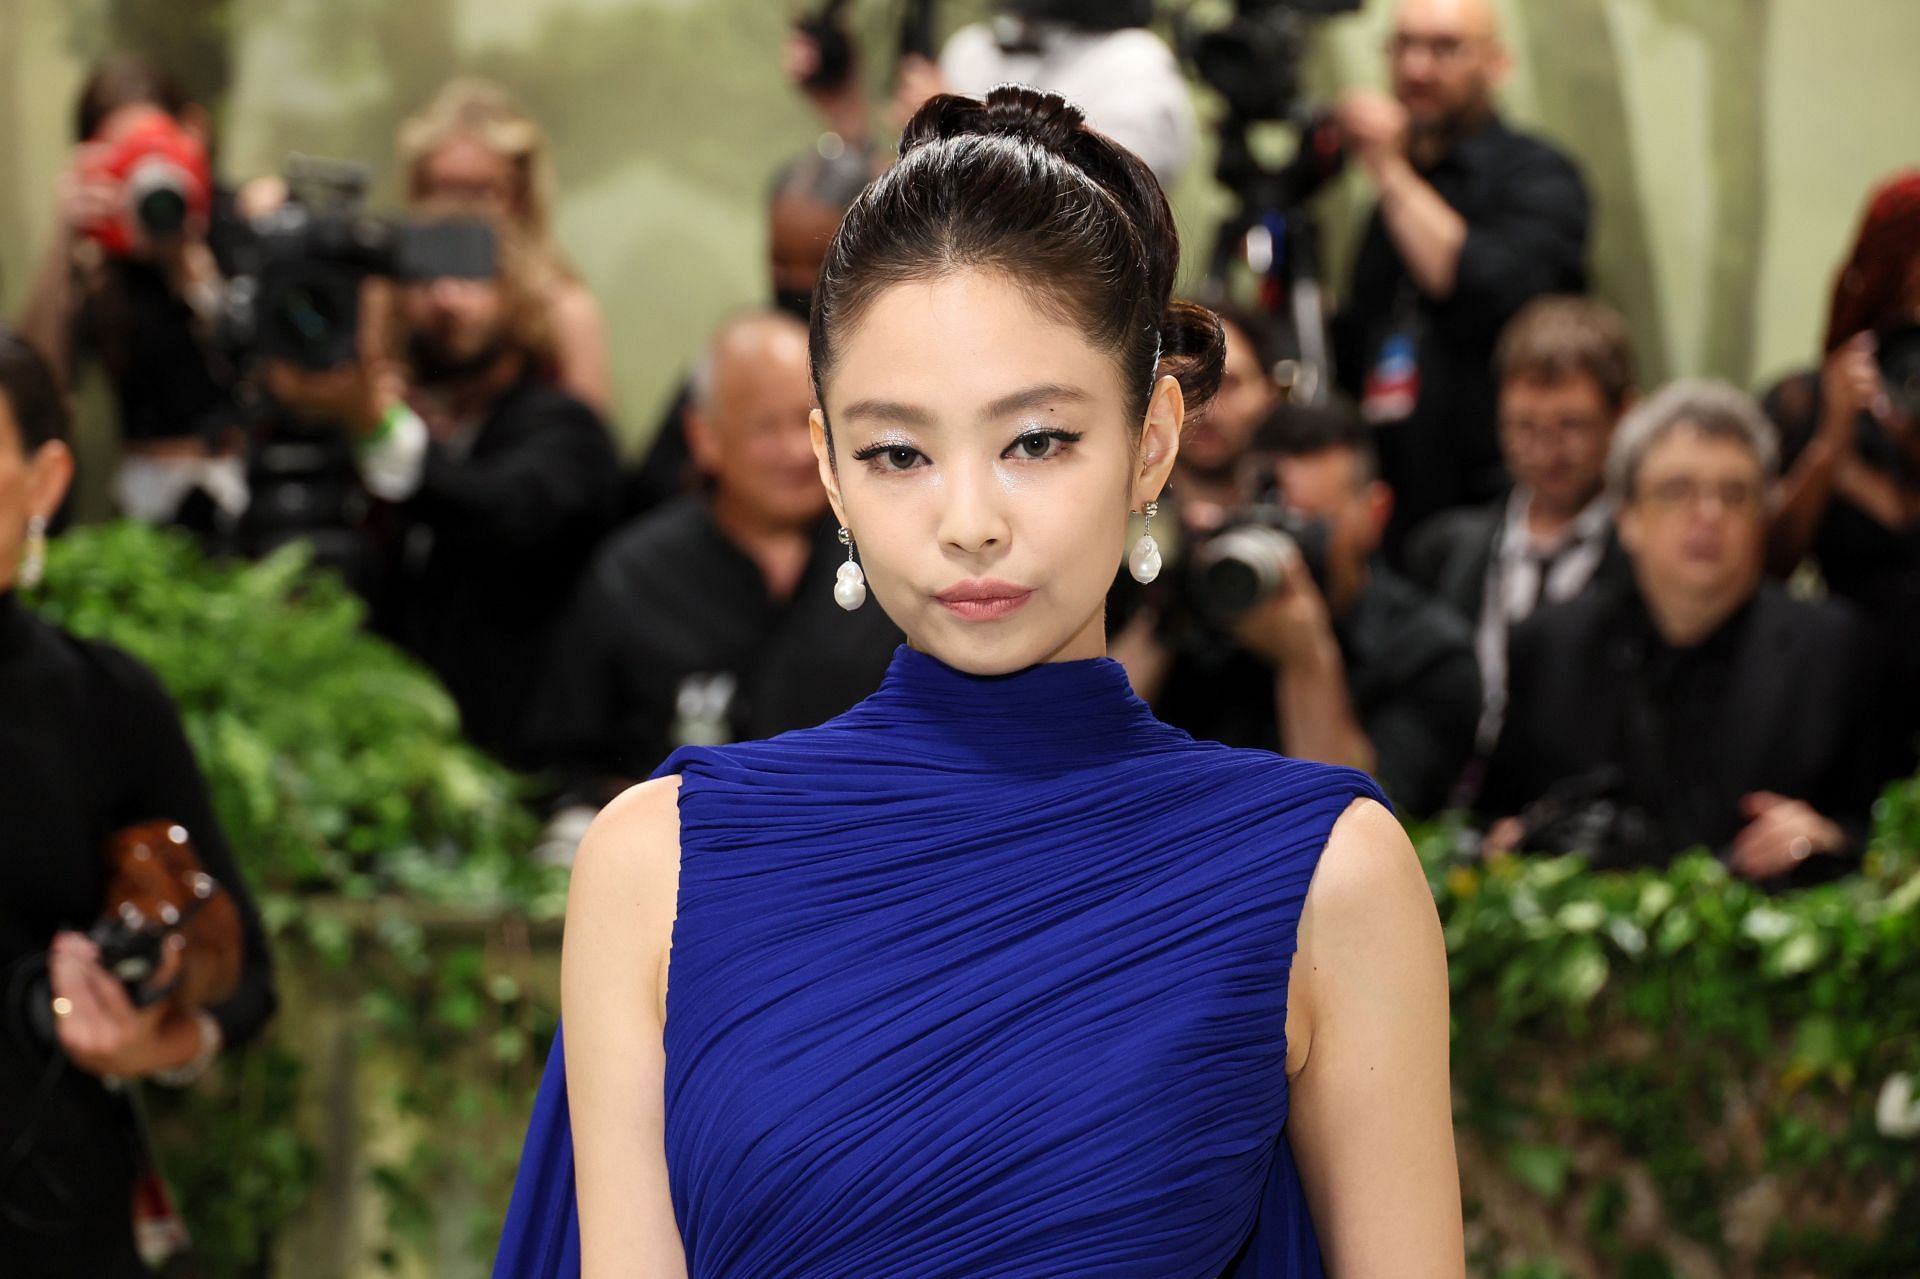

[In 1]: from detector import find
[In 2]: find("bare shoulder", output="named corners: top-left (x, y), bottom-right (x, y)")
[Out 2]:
top-left (553, 277), bottom-right (606, 329)
top-left (1290, 798), bottom-right (1444, 1067)
top-left (1307, 797), bottom-right (1430, 922)
top-left (565, 777), bottom-right (684, 1010)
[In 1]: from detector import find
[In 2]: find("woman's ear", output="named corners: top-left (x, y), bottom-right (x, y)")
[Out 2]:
top-left (809, 408), bottom-right (848, 528)
top-left (1134, 374), bottom-right (1184, 506)
top-left (28, 440), bottom-right (74, 522)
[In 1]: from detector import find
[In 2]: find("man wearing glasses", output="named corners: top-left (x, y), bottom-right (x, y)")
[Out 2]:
top-left (1477, 382), bottom-right (1894, 884)
top-left (1331, 0), bottom-right (1591, 556)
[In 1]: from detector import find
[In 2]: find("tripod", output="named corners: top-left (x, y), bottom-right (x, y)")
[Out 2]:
top-left (1202, 112), bottom-right (1340, 405)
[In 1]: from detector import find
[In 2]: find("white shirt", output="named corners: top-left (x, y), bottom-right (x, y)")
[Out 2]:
top-left (1475, 488), bottom-right (1615, 749)
top-left (940, 24), bottom-right (1198, 189)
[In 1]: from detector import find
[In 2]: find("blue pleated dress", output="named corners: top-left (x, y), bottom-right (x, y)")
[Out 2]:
top-left (495, 645), bottom-right (1387, 1278)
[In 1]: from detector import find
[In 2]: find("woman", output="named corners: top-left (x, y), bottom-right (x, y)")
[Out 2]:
top-left (497, 88), bottom-right (1461, 1277)
top-left (0, 331), bottom-right (277, 1273)
top-left (399, 77), bottom-right (614, 417)
top-left (1763, 171), bottom-right (1920, 770)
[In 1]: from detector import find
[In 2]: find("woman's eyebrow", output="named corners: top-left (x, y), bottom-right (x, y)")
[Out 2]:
top-left (838, 383), bottom-right (1092, 429)
top-left (840, 398), bottom-right (936, 427)
top-left (982, 383), bottom-right (1092, 420)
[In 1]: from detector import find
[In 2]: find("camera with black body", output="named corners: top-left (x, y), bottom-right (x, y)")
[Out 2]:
top-left (1508, 768), bottom-right (1666, 870)
top-left (3, 910), bottom-right (179, 1051)
top-left (216, 156), bottom-right (495, 579)
top-left (1187, 503), bottom-right (1333, 621)
top-left (1187, 0), bottom-right (1361, 125)
top-left (222, 154), bottom-right (495, 371)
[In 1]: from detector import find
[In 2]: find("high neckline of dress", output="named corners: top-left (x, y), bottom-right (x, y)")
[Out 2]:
top-left (850, 643), bottom-right (1183, 765)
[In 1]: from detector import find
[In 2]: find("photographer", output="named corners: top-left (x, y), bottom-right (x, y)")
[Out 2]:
top-left (15, 55), bottom-right (248, 527)
top-left (526, 310), bottom-right (900, 812)
top-left (1127, 402), bottom-right (1481, 819)
top-left (266, 217), bottom-right (621, 764)
top-left (399, 78), bottom-right (614, 418)
top-left (1406, 295), bottom-right (1636, 753)
top-left (1331, 0), bottom-right (1590, 552)
top-left (0, 331), bottom-right (276, 1272)
top-left (1480, 382), bottom-right (1890, 880)
top-left (1761, 172), bottom-right (1920, 772)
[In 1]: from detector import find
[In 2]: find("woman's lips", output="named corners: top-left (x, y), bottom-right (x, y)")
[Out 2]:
top-left (936, 580), bottom-right (1034, 621)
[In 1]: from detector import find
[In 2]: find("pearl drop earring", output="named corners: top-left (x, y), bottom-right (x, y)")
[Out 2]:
top-left (19, 514), bottom-right (48, 590)
top-left (1128, 500), bottom-right (1162, 585)
top-left (834, 526), bottom-right (867, 611)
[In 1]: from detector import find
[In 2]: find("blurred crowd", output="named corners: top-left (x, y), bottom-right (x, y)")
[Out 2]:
top-left (8, 11), bottom-right (1919, 867)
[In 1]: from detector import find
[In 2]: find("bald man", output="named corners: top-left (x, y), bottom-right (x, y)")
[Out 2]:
top-left (526, 309), bottom-right (902, 806)
top-left (1331, 0), bottom-right (1590, 556)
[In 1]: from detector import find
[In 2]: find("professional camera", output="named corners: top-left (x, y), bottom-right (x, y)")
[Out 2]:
top-left (1508, 768), bottom-right (1666, 870)
top-left (1877, 322), bottom-right (1920, 424)
top-left (77, 106), bottom-right (213, 256)
top-left (223, 155), bottom-right (494, 371)
top-left (1187, 504), bottom-right (1332, 620)
top-left (1184, 0), bottom-right (1362, 124)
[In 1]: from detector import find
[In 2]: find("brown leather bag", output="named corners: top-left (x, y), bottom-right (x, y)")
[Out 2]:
top-left (97, 820), bottom-right (243, 1011)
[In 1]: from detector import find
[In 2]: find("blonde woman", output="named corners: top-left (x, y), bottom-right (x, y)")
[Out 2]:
top-left (400, 78), bottom-right (613, 417)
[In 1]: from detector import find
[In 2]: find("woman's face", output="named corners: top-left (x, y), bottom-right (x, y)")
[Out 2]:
top-left (812, 269), bottom-right (1181, 674)
top-left (417, 134), bottom-right (520, 223)
top-left (0, 391), bottom-right (73, 593)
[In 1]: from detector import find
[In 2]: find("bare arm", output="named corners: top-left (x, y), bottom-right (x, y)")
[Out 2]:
top-left (563, 776), bottom-right (689, 1278)
top-left (553, 280), bottom-right (616, 420)
top-left (1767, 340), bottom-right (1880, 573)
top-left (1274, 633), bottom-right (1377, 777)
top-left (1286, 799), bottom-right (1463, 1277)
top-left (17, 226), bottom-right (80, 385)
top-left (1372, 154), bottom-right (1468, 302)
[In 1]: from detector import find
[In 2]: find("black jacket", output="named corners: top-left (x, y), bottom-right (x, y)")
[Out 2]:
top-left (371, 376), bottom-right (621, 764)
top-left (1404, 498), bottom-right (1632, 627)
top-left (1480, 580), bottom-right (1891, 868)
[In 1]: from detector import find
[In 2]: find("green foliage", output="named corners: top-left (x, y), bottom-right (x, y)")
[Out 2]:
top-left (1421, 804), bottom-right (1920, 1274)
top-left (30, 523), bottom-right (560, 1273)
top-left (28, 522), bottom-right (1920, 1275)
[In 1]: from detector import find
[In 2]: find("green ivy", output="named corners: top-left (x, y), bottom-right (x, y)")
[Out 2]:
top-left (30, 523), bottom-right (561, 1273)
top-left (26, 522), bottom-right (1920, 1275)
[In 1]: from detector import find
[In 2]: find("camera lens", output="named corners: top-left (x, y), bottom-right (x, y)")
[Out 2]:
top-left (1191, 525), bottom-right (1299, 617)
top-left (275, 285), bottom-right (340, 352)
top-left (135, 185), bottom-right (189, 235)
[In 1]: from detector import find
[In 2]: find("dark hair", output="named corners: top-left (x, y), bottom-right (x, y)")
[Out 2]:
top-left (0, 331), bottom-right (72, 454)
top-left (1495, 295), bottom-right (1637, 411)
top-left (1208, 300), bottom-right (1283, 381)
top-left (809, 86), bottom-right (1224, 454)
top-left (1252, 399), bottom-right (1378, 485)
top-left (75, 54), bottom-right (190, 142)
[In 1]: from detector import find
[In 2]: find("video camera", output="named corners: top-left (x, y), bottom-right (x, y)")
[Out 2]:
top-left (1188, 0), bottom-right (1360, 126)
top-left (223, 155), bottom-right (494, 371)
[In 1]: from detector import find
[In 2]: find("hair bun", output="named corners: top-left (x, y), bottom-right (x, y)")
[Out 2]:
top-left (901, 84), bottom-right (1087, 158)
top-left (1157, 300), bottom-right (1227, 415)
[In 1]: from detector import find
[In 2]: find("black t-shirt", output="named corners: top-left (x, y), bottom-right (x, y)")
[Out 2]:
top-left (1333, 116), bottom-right (1590, 550)
top-left (524, 499), bottom-right (903, 798)
top-left (368, 376), bottom-right (622, 765)
top-left (1762, 369), bottom-right (1920, 769)
top-left (76, 186), bottom-right (248, 448)
top-left (1151, 566), bottom-right (1482, 818)
top-left (0, 592), bottom-right (275, 1267)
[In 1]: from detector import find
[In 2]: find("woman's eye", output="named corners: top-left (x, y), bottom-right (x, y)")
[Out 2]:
top-left (1007, 431), bottom-right (1077, 461)
top-left (852, 442), bottom-right (926, 471)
